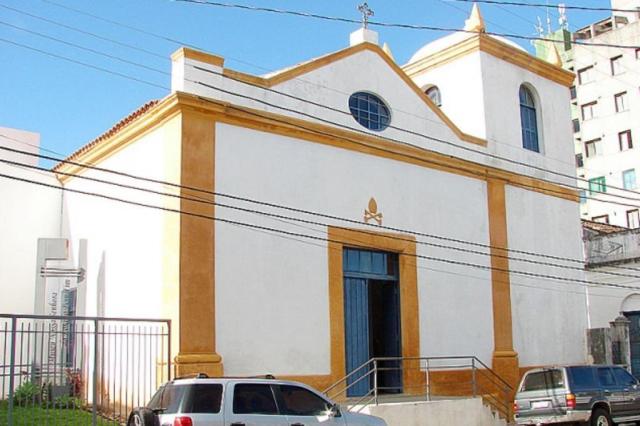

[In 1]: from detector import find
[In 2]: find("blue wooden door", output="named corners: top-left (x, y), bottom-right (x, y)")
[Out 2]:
top-left (344, 277), bottom-right (370, 397)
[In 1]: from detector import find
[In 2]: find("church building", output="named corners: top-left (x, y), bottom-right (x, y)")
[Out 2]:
top-left (54, 4), bottom-right (585, 392)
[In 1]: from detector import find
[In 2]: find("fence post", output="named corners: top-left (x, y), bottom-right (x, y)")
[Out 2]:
top-left (373, 359), bottom-right (378, 406)
top-left (92, 319), bottom-right (98, 426)
top-left (7, 316), bottom-right (17, 426)
top-left (167, 320), bottom-right (171, 381)
top-left (471, 357), bottom-right (477, 397)
top-left (426, 358), bottom-right (431, 402)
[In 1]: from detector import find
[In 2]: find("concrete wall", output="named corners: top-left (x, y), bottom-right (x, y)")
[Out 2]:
top-left (506, 186), bottom-right (588, 366)
top-left (214, 122), bottom-right (495, 376)
top-left (365, 399), bottom-right (506, 426)
top-left (480, 51), bottom-right (575, 183)
top-left (0, 129), bottom-right (63, 315)
top-left (406, 37), bottom-right (575, 188)
top-left (584, 229), bottom-right (640, 328)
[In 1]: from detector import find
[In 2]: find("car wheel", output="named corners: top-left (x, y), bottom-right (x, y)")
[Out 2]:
top-left (127, 408), bottom-right (159, 426)
top-left (590, 408), bottom-right (613, 426)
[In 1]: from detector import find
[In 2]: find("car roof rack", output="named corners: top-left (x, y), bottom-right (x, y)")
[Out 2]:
top-left (173, 373), bottom-right (276, 380)
top-left (247, 374), bottom-right (276, 380)
top-left (174, 372), bottom-right (209, 380)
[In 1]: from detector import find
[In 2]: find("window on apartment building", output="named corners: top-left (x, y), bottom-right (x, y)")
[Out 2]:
top-left (570, 86), bottom-right (577, 101)
top-left (628, 210), bottom-right (640, 228)
top-left (585, 139), bottom-right (600, 158)
top-left (623, 169), bottom-right (636, 189)
top-left (581, 101), bottom-right (597, 120)
top-left (519, 85), bottom-right (540, 152)
top-left (575, 153), bottom-right (584, 168)
top-left (636, 48), bottom-right (640, 60)
top-left (615, 92), bottom-right (628, 112)
top-left (619, 130), bottom-right (633, 150)
top-left (589, 176), bottom-right (606, 194)
top-left (578, 65), bottom-right (594, 84)
top-left (572, 118), bottom-right (580, 133)
top-left (579, 190), bottom-right (587, 204)
top-left (592, 214), bottom-right (610, 224)
top-left (611, 55), bottom-right (624, 75)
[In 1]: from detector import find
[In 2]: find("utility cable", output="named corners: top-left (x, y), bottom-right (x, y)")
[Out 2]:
top-left (450, 0), bottom-right (640, 14)
top-left (6, 153), bottom-right (640, 281)
top-left (7, 2), bottom-right (640, 204)
top-left (0, 20), bottom-right (168, 75)
top-left (4, 142), bottom-right (640, 275)
top-left (1, 169), bottom-right (639, 291)
top-left (0, 3), bottom-right (167, 61)
top-left (174, 0), bottom-right (640, 49)
top-left (0, 37), bottom-right (167, 90)
top-left (5, 33), bottom-right (635, 268)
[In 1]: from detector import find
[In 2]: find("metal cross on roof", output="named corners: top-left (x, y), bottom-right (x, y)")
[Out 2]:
top-left (358, 2), bottom-right (374, 29)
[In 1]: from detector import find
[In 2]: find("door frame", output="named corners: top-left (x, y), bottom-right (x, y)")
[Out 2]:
top-left (328, 227), bottom-right (420, 394)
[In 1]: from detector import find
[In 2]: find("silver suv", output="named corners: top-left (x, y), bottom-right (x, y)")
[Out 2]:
top-left (514, 365), bottom-right (640, 425)
top-left (127, 374), bottom-right (387, 426)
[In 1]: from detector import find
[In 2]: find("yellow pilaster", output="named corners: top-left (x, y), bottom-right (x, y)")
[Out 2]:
top-left (487, 179), bottom-right (519, 388)
top-left (174, 110), bottom-right (223, 377)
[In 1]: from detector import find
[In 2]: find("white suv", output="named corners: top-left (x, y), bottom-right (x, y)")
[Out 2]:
top-left (127, 374), bottom-right (387, 426)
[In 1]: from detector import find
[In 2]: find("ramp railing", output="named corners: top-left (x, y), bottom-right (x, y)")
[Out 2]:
top-left (323, 356), bottom-right (513, 420)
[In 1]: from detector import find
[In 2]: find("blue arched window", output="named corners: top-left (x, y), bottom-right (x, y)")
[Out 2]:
top-left (348, 92), bottom-right (391, 131)
top-left (519, 85), bottom-right (540, 152)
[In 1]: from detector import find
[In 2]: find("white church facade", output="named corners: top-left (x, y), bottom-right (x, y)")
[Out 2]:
top-left (6, 6), bottom-right (587, 392)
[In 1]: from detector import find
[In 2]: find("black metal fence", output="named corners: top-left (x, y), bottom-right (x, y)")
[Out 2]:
top-left (0, 314), bottom-right (171, 425)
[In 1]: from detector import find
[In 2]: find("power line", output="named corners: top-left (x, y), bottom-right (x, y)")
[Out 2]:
top-left (174, 0), bottom-right (640, 49)
top-left (7, 152), bottom-right (640, 281)
top-left (5, 141), bottom-right (640, 277)
top-left (6, 29), bottom-right (640, 216)
top-left (0, 3), bottom-right (167, 61)
top-left (0, 19), bottom-right (168, 75)
top-left (3, 27), bottom-right (636, 270)
top-left (450, 0), bottom-right (640, 14)
top-left (1, 169), bottom-right (638, 291)
top-left (0, 37), bottom-right (167, 90)
top-left (443, 0), bottom-right (640, 186)
top-left (7, 4), bottom-right (640, 206)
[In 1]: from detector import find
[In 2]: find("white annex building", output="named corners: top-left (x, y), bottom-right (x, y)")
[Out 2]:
top-left (3, 5), bottom-right (590, 398)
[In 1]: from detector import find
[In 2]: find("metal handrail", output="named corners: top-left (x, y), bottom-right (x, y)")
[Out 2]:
top-left (324, 358), bottom-right (375, 394)
top-left (323, 355), bottom-right (513, 420)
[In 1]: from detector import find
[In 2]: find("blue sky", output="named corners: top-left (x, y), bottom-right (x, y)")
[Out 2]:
top-left (0, 0), bottom-right (609, 165)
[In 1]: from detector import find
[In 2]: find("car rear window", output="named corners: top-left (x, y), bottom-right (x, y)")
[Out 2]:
top-left (569, 367), bottom-right (597, 390)
top-left (184, 384), bottom-right (223, 413)
top-left (521, 369), bottom-right (564, 392)
top-left (612, 367), bottom-right (637, 387)
top-left (156, 384), bottom-right (187, 414)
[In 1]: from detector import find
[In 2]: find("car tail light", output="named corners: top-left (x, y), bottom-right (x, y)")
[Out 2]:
top-left (513, 401), bottom-right (519, 413)
top-left (566, 393), bottom-right (576, 409)
top-left (174, 417), bottom-right (193, 426)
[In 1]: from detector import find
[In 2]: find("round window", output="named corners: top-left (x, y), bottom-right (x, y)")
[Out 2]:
top-left (348, 92), bottom-right (391, 131)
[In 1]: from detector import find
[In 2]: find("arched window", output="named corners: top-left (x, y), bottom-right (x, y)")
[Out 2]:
top-left (519, 85), bottom-right (540, 152)
top-left (348, 92), bottom-right (391, 131)
top-left (425, 86), bottom-right (442, 107)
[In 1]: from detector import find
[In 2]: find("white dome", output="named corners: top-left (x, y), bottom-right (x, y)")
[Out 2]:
top-left (408, 32), bottom-right (526, 64)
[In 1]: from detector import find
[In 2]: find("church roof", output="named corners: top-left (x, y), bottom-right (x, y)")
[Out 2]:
top-left (408, 31), bottom-right (525, 65)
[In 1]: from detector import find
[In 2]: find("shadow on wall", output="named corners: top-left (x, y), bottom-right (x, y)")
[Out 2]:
top-left (97, 251), bottom-right (106, 317)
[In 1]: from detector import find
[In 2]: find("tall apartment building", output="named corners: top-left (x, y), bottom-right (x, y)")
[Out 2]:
top-left (537, 0), bottom-right (640, 228)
